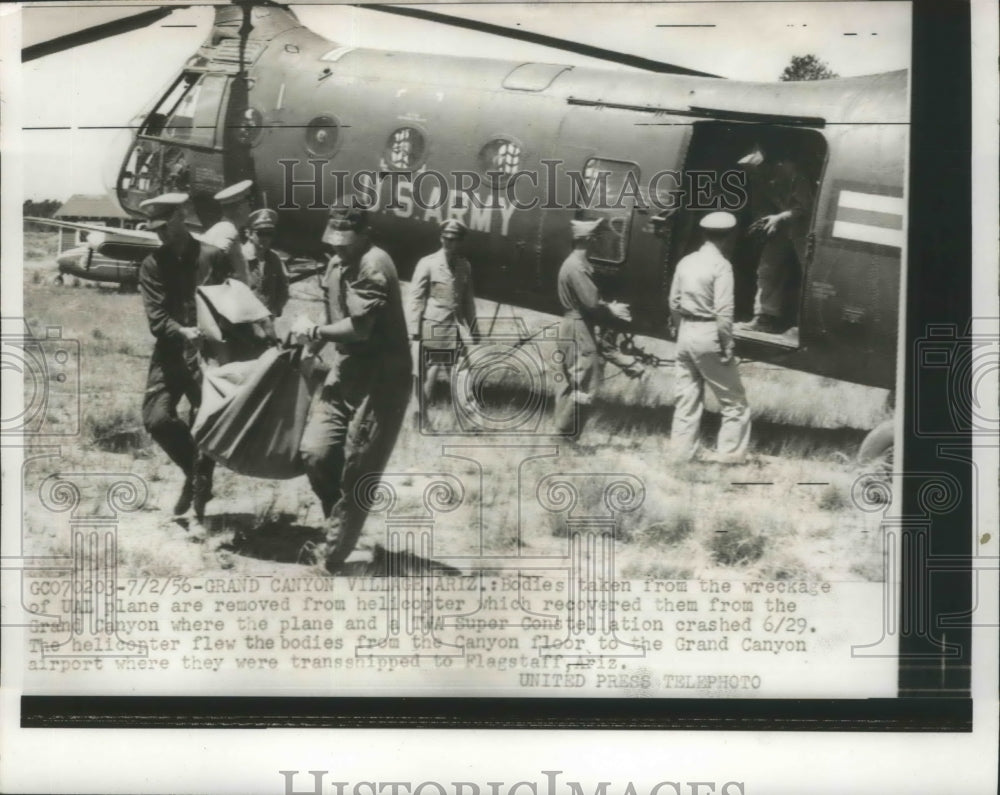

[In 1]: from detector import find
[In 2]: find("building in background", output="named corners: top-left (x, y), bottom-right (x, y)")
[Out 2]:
top-left (53, 193), bottom-right (135, 252)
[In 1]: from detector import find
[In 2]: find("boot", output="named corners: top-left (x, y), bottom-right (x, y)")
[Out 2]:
top-left (173, 476), bottom-right (194, 516)
top-left (742, 314), bottom-right (782, 334)
top-left (321, 507), bottom-right (366, 573)
top-left (192, 472), bottom-right (214, 520)
top-left (320, 497), bottom-right (335, 520)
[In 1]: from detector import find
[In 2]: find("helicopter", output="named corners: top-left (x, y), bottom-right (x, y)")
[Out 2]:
top-left (24, 1), bottom-right (906, 461)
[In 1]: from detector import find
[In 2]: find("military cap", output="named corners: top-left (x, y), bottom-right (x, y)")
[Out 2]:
top-left (323, 205), bottom-right (370, 246)
top-left (440, 219), bottom-right (468, 239)
top-left (699, 212), bottom-right (737, 231)
top-left (248, 208), bottom-right (278, 230)
top-left (138, 192), bottom-right (188, 230)
top-left (570, 217), bottom-right (606, 240)
top-left (213, 179), bottom-right (253, 205)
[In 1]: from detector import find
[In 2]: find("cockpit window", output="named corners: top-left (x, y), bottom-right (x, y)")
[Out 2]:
top-left (141, 74), bottom-right (192, 137)
top-left (143, 73), bottom-right (227, 148)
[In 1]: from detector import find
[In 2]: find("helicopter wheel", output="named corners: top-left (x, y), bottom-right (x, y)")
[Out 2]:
top-left (53, 274), bottom-right (65, 286)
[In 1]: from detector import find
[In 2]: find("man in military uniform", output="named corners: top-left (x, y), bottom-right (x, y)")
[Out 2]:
top-left (292, 207), bottom-right (412, 570)
top-left (553, 217), bottom-right (633, 437)
top-left (138, 193), bottom-right (235, 518)
top-left (244, 208), bottom-right (289, 317)
top-left (737, 142), bottom-right (813, 333)
top-left (409, 219), bottom-right (479, 426)
top-left (203, 179), bottom-right (252, 286)
top-left (668, 211), bottom-right (751, 461)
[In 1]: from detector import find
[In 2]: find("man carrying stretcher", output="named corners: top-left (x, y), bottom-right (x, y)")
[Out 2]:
top-left (290, 206), bottom-right (412, 571)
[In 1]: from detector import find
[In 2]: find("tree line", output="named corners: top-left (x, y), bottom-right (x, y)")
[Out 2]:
top-left (24, 199), bottom-right (62, 232)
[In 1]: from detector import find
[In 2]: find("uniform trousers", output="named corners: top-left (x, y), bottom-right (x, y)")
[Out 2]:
top-left (670, 320), bottom-right (751, 460)
top-left (142, 346), bottom-right (214, 480)
top-left (417, 320), bottom-right (463, 410)
top-left (299, 356), bottom-right (412, 562)
top-left (754, 235), bottom-right (797, 319)
top-left (554, 314), bottom-right (602, 437)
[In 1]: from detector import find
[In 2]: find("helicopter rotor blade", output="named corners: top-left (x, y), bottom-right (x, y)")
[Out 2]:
top-left (22, 7), bottom-right (182, 62)
top-left (357, 4), bottom-right (720, 78)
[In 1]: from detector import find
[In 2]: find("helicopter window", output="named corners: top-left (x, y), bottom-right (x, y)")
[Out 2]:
top-left (580, 158), bottom-right (640, 265)
top-left (304, 115), bottom-right (341, 157)
top-left (479, 137), bottom-right (523, 185)
top-left (187, 75), bottom-right (226, 147)
top-left (142, 73), bottom-right (194, 137)
top-left (385, 127), bottom-right (426, 170)
top-left (120, 143), bottom-right (152, 193)
top-left (148, 72), bottom-right (227, 148)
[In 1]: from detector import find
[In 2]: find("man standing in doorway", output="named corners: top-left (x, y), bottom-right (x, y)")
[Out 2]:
top-left (738, 142), bottom-right (812, 333)
top-left (669, 211), bottom-right (751, 462)
top-left (409, 219), bottom-right (479, 428)
top-left (137, 193), bottom-right (233, 518)
top-left (553, 217), bottom-right (633, 438)
top-left (293, 207), bottom-right (412, 570)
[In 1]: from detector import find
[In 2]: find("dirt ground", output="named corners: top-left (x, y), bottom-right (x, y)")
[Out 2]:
top-left (18, 231), bottom-right (890, 583)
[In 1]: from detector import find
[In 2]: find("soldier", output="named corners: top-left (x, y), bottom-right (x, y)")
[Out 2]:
top-left (668, 211), bottom-right (751, 462)
top-left (244, 208), bottom-right (289, 317)
top-left (137, 193), bottom-right (233, 518)
top-left (292, 207), bottom-right (412, 570)
top-left (203, 179), bottom-right (252, 286)
top-left (737, 142), bottom-right (813, 333)
top-left (553, 217), bottom-right (634, 437)
top-left (409, 219), bottom-right (479, 426)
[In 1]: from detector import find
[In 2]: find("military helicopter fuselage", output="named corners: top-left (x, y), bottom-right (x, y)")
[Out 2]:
top-left (114, 4), bottom-right (906, 390)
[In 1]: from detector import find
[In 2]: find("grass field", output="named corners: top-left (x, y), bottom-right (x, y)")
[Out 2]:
top-left (19, 230), bottom-right (891, 583)
top-left (24, 229), bottom-right (62, 264)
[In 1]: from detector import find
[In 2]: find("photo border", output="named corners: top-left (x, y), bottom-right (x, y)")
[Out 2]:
top-left (11, 0), bottom-right (980, 733)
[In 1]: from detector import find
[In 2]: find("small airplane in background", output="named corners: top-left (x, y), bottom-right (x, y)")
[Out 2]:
top-left (25, 217), bottom-right (158, 290)
top-left (27, 214), bottom-right (321, 289)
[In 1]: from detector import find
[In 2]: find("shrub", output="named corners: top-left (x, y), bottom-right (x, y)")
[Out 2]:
top-left (707, 515), bottom-right (767, 566)
top-left (637, 510), bottom-right (696, 547)
top-left (817, 483), bottom-right (848, 511)
top-left (84, 406), bottom-right (149, 453)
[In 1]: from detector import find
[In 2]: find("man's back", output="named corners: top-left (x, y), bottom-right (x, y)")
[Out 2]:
top-left (557, 249), bottom-right (600, 320)
top-left (203, 219), bottom-right (250, 283)
top-left (670, 242), bottom-right (734, 321)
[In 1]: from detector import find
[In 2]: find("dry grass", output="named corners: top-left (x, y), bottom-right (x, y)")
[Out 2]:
top-left (23, 230), bottom-right (61, 263)
top-left (633, 509), bottom-right (697, 547)
top-left (19, 266), bottom-right (890, 583)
